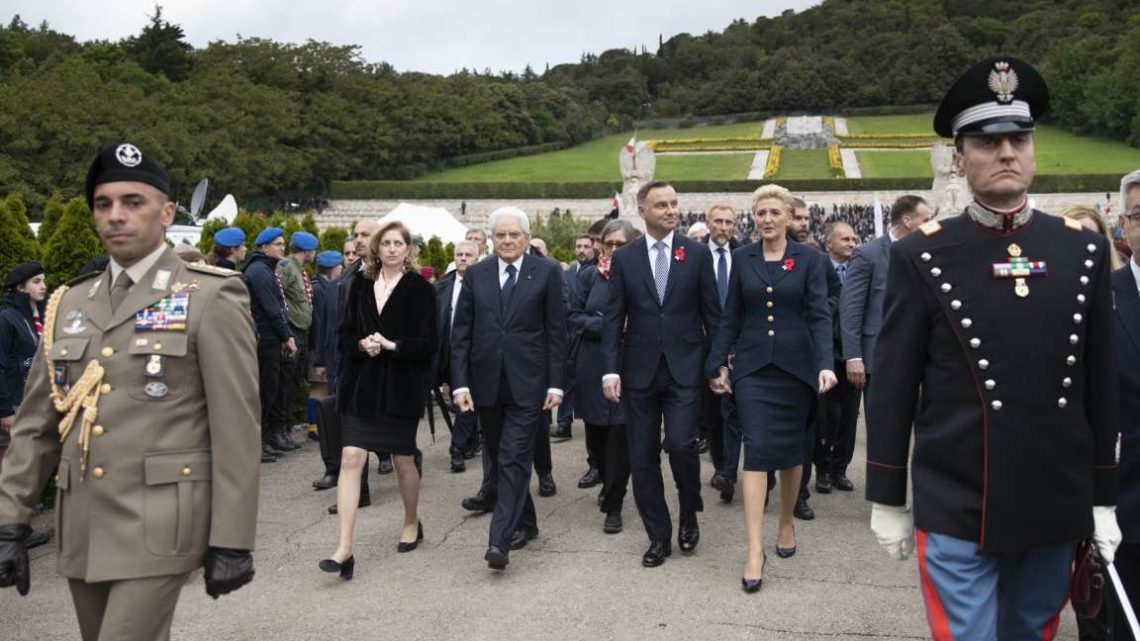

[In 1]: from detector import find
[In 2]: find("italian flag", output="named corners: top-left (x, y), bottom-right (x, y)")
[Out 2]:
top-left (624, 135), bottom-right (637, 154)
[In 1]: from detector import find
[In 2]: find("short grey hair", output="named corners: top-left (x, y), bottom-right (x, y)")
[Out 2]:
top-left (454, 240), bottom-right (479, 255)
top-left (601, 219), bottom-right (642, 243)
top-left (1122, 169), bottom-right (1140, 213)
top-left (488, 206), bottom-right (530, 234)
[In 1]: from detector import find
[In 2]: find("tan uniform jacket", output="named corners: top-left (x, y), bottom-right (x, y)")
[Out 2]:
top-left (0, 249), bottom-right (261, 582)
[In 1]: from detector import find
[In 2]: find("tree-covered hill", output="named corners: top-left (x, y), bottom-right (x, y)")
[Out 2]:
top-left (1, 1), bottom-right (1136, 215)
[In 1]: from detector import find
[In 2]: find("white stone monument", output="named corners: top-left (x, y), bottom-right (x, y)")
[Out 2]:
top-left (619, 142), bottom-right (655, 228)
top-left (930, 141), bottom-right (970, 215)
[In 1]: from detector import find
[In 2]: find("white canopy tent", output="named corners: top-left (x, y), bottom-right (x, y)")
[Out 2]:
top-left (375, 203), bottom-right (469, 245)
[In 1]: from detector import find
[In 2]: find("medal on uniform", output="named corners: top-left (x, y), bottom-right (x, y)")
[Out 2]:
top-left (145, 354), bottom-right (163, 378)
top-left (135, 292), bottom-right (190, 332)
top-left (992, 243), bottom-right (1046, 298)
top-left (144, 381), bottom-right (169, 398)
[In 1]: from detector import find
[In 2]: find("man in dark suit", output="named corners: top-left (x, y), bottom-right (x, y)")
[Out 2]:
top-left (703, 203), bottom-right (743, 503)
top-left (814, 222), bottom-right (861, 494)
top-left (867, 57), bottom-right (1121, 639)
top-left (602, 181), bottom-right (720, 567)
top-left (840, 195), bottom-right (931, 392)
top-left (560, 234), bottom-right (599, 487)
top-left (1110, 170), bottom-right (1140, 631)
top-left (452, 207), bottom-right (568, 571)
top-left (434, 241), bottom-right (481, 473)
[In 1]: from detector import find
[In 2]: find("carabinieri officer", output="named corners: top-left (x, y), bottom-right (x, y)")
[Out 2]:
top-left (0, 142), bottom-right (261, 641)
top-left (866, 58), bottom-right (1122, 640)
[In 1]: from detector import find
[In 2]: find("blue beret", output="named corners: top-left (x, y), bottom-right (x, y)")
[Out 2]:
top-left (254, 227), bottom-right (284, 246)
top-left (316, 250), bottom-right (343, 268)
top-left (291, 231), bottom-right (319, 251)
top-left (214, 227), bottom-right (245, 248)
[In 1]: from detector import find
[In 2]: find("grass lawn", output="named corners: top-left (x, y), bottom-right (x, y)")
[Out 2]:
top-left (856, 150), bottom-right (933, 178)
top-left (416, 121), bottom-right (765, 183)
top-left (655, 153), bottom-right (753, 181)
top-left (776, 150), bottom-right (832, 180)
top-left (845, 113), bottom-right (934, 135)
top-left (1034, 126), bottom-right (1140, 174)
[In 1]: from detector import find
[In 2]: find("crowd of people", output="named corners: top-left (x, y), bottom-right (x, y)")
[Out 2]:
top-left (2, 56), bottom-right (1140, 641)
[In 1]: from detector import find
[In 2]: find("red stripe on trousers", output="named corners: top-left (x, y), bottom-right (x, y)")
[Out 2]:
top-left (916, 529), bottom-right (955, 641)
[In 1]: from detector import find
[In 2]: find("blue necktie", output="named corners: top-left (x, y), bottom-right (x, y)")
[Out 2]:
top-left (653, 241), bottom-right (669, 304)
top-left (501, 263), bottom-right (517, 312)
top-left (836, 263), bottom-right (847, 285)
top-left (716, 247), bottom-right (728, 309)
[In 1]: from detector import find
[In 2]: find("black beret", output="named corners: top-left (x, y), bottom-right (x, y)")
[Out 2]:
top-left (84, 142), bottom-right (171, 209)
top-left (4, 261), bottom-right (44, 290)
top-left (933, 56), bottom-right (1049, 139)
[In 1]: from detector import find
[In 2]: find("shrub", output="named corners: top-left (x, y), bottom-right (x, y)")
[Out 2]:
top-left (0, 197), bottom-right (40, 281)
top-left (4, 193), bottom-right (36, 243)
top-left (38, 192), bottom-right (66, 244)
top-left (195, 218), bottom-right (228, 254)
top-left (319, 226), bottom-right (349, 253)
top-left (764, 146), bottom-right (782, 179)
top-left (43, 198), bottom-right (103, 290)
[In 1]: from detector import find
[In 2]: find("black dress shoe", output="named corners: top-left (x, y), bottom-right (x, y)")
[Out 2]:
top-left (260, 446), bottom-right (278, 464)
top-left (776, 526), bottom-right (797, 558)
top-left (577, 467), bottom-right (601, 488)
top-left (678, 513), bottom-right (700, 554)
top-left (271, 432), bottom-right (299, 452)
top-left (450, 451), bottom-right (466, 473)
top-left (711, 473), bottom-right (735, 503)
top-left (263, 440), bottom-right (284, 455)
top-left (312, 474), bottom-right (338, 490)
top-left (485, 546), bottom-right (509, 570)
top-left (833, 474), bottom-right (855, 492)
top-left (378, 457), bottom-right (394, 475)
top-left (397, 522), bottom-right (424, 553)
top-left (550, 425), bottom-right (572, 441)
top-left (697, 437), bottom-right (710, 454)
top-left (508, 527), bottom-right (539, 550)
top-left (642, 540), bottom-right (672, 567)
top-left (328, 494), bottom-right (371, 515)
top-left (793, 498), bottom-right (815, 521)
top-left (24, 529), bottom-right (52, 549)
top-left (538, 474), bottom-right (557, 497)
top-left (815, 471), bottom-right (833, 494)
top-left (603, 510), bottom-right (623, 534)
top-left (318, 555), bottom-right (355, 580)
top-left (461, 491), bottom-right (495, 512)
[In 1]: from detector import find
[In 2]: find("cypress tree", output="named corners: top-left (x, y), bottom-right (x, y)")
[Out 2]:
top-left (38, 192), bottom-right (66, 245)
top-left (319, 226), bottom-right (348, 252)
top-left (43, 198), bottom-right (104, 290)
top-left (195, 218), bottom-right (227, 254)
top-left (0, 197), bottom-right (40, 283)
top-left (4, 193), bottom-right (37, 243)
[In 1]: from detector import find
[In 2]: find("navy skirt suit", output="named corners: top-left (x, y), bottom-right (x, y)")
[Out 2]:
top-left (705, 241), bottom-right (833, 471)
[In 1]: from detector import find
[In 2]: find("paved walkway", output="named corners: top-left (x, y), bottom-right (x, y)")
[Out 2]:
top-left (761, 118), bottom-right (777, 140)
top-left (2, 414), bottom-right (1085, 640)
top-left (840, 148), bottom-right (863, 179)
top-left (834, 117), bottom-right (849, 136)
top-left (747, 150), bottom-right (771, 180)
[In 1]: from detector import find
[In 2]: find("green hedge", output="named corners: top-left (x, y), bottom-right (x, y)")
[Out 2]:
top-left (332, 174), bottom-right (1122, 200)
top-left (444, 142), bottom-right (570, 169)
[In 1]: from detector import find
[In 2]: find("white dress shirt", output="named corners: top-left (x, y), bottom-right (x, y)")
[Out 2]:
top-left (1131, 256), bottom-right (1140, 297)
top-left (709, 239), bottom-right (732, 280)
top-left (603, 232), bottom-right (676, 383)
top-left (449, 275), bottom-right (463, 329)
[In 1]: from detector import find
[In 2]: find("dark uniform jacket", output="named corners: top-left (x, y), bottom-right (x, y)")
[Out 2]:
top-left (0, 291), bottom-right (42, 418)
top-left (310, 275), bottom-right (340, 384)
top-left (1113, 265), bottom-right (1140, 542)
top-left (240, 252), bottom-right (291, 343)
top-left (867, 211), bottom-right (1119, 553)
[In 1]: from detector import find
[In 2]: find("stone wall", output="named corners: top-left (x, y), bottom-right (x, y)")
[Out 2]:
top-left (315, 191), bottom-right (1113, 231)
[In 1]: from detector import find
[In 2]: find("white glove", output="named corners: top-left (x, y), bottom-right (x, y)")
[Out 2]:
top-left (870, 503), bottom-right (914, 561)
top-left (1093, 505), bottom-right (1122, 564)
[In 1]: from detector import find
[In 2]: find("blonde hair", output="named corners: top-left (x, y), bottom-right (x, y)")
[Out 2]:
top-left (364, 221), bottom-right (416, 278)
top-left (1060, 205), bottom-right (1124, 270)
top-left (751, 184), bottom-right (796, 215)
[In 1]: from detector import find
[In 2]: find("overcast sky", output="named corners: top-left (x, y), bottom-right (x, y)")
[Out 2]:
top-left (5, 0), bottom-right (818, 74)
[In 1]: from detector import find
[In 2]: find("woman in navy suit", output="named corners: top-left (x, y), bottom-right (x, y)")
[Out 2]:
top-left (569, 220), bottom-right (641, 534)
top-left (707, 184), bottom-right (836, 592)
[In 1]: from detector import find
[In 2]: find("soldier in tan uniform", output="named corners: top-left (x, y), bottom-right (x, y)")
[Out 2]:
top-left (0, 142), bottom-right (261, 641)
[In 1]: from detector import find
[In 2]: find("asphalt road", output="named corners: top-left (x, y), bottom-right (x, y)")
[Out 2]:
top-left (1, 414), bottom-right (1084, 640)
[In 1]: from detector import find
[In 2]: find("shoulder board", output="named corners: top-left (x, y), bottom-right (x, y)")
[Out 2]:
top-left (64, 270), bottom-right (102, 287)
top-left (1063, 217), bottom-right (1083, 232)
top-left (920, 221), bottom-right (942, 236)
top-left (186, 263), bottom-right (240, 277)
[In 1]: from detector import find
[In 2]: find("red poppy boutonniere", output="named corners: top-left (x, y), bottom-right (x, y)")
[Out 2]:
top-left (782, 258), bottom-right (796, 272)
top-left (597, 256), bottom-right (612, 280)
top-left (674, 247), bottom-right (686, 262)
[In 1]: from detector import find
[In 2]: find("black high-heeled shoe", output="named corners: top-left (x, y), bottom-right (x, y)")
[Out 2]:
top-left (318, 555), bottom-right (355, 580)
top-left (397, 521), bottom-right (424, 553)
top-left (742, 552), bottom-right (766, 593)
top-left (776, 525), bottom-right (797, 558)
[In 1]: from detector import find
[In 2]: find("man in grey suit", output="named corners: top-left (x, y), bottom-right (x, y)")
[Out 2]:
top-left (839, 195), bottom-right (931, 389)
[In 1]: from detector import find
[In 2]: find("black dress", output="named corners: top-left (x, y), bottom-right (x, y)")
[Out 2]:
top-left (337, 270), bottom-right (437, 456)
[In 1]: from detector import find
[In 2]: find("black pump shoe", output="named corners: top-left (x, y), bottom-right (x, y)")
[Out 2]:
top-left (397, 522), bottom-right (424, 553)
top-left (742, 553), bottom-right (765, 593)
top-left (318, 555), bottom-right (355, 580)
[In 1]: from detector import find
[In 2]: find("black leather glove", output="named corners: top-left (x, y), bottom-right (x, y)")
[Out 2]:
top-left (203, 547), bottom-right (254, 600)
top-left (0, 523), bottom-right (32, 596)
